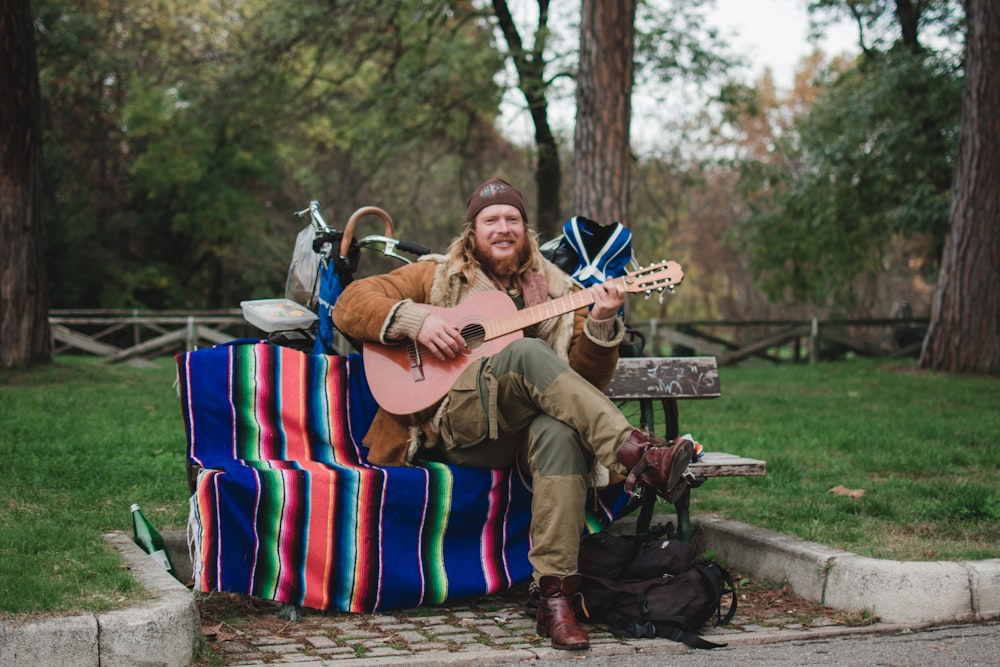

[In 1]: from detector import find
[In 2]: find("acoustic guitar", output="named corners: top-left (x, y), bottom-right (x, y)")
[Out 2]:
top-left (362, 261), bottom-right (683, 415)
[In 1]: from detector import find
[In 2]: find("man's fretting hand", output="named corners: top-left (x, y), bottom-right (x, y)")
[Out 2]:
top-left (590, 280), bottom-right (626, 320)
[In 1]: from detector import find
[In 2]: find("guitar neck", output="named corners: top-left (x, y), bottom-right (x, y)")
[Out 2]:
top-left (484, 276), bottom-right (624, 340)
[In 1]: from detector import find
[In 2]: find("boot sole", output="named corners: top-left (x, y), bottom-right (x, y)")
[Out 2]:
top-left (659, 438), bottom-right (694, 503)
top-left (537, 622), bottom-right (590, 650)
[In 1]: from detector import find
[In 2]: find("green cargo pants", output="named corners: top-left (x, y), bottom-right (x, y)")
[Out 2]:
top-left (432, 338), bottom-right (633, 581)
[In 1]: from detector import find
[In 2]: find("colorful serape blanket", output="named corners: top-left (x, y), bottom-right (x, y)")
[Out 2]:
top-left (178, 341), bottom-right (631, 612)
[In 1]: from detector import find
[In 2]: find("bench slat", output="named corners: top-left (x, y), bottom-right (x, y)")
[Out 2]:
top-left (689, 451), bottom-right (766, 478)
top-left (604, 356), bottom-right (721, 400)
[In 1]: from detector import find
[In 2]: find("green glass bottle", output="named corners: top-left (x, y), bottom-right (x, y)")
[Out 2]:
top-left (130, 503), bottom-right (177, 579)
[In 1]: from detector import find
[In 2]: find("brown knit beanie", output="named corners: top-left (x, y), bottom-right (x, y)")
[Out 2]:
top-left (465, 178), bottom-right (528, 224)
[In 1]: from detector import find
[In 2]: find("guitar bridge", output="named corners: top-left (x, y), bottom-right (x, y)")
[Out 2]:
top-left (406, 343), bottom-right (425, 382)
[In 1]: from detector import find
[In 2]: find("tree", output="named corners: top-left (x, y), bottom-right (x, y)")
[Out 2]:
top-left (808, 0), bottom-right (966, 56)
top-left (572, 0), bottom-right (636, 222)
top-left (1, 0), bottom-right (50, 368)
top-left (489, 0), bottom-right (731, 235)
top-left (34, 0), bottom-right (507, 309)
top-left (491, 0), bottom-right (562, 237)
top-left (730, 3), bottom-right (963, 311)
top-left (920, 0), bottom-right (1000, 373)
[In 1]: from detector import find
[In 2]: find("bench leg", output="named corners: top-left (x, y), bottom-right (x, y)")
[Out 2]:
top-left (673, 486), bottom-right (693, 543)
top-left (634, 492), bottom-right (658, 539)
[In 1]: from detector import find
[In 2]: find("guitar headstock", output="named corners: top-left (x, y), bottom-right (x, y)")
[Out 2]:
top-left (623, 261), bottom-right (684, 299)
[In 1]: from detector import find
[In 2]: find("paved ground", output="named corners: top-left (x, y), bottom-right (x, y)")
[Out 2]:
top-left (191, 566), bottom-right (877, 666)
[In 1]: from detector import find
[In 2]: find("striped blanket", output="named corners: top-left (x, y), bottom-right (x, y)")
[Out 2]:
top-left (178, 341), bottom-right (630, 612)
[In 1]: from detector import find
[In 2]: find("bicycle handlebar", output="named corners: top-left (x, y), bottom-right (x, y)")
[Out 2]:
top-left (296, 200), bottom-right (429, 264)
top-left (295, 200), bottom-right (333, 233)
top-left (356, 234), bottom-right (430, 262)
top-left (394, 239), bottom-right (432, 257)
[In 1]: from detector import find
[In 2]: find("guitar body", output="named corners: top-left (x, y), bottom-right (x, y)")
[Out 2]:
top-left (362, 290), bottom-right (525, 415)
top-left (360, 260), bottom-right (683, 416)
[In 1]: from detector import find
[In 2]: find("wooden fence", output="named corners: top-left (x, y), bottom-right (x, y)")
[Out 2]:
top-left (49, 309), bottom-right (248, 367)
top-left (631, 317), bottom-right (929, 364)
top-left (49, 309), bottom-right (930, 366)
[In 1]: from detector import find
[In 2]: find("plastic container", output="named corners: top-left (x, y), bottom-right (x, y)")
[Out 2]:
top-left (240, 298), bottom-right (319, 332)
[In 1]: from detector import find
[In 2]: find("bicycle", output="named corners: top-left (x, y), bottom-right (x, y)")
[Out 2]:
top-left (187, 200), bottom-right (429, 493)
top-left (244, 200), bottom-right (429, 355)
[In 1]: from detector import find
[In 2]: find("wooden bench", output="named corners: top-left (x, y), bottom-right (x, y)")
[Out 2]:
top-left (603, 356), bottom-right (766, 541)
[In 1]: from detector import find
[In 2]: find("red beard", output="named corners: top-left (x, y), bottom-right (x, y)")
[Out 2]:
top-left (473, 236), bottom-right (530, 279)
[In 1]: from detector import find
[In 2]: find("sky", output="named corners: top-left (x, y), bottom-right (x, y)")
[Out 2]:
top-left (710, 0), bottom-right (859, 89)
top-left (496, 0), bottom-right (860, 145)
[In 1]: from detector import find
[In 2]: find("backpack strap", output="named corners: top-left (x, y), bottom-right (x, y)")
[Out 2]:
top-left (620, 620), bottom-right (728, 650)
top-left (605, 606), bottom-right (728, 650)
top-left (693, 561), bottom-right (738, 626)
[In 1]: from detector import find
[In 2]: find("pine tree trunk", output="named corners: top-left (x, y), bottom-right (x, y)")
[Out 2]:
top-left (0, 0), bottom-right (51, 368)
top-left (572, 0), bottom-right (635, 223)
top-left (919, 0), bottom-right (1000, 373)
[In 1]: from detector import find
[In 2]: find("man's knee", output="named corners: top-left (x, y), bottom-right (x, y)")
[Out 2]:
top-left (530, 415), bottom-right (591, 477)
top-left (491, 338), bottom-right (567, 390)
top-left (501, 337), bottom-right (557, 366)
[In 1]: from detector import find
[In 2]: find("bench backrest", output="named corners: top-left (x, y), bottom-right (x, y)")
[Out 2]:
top-left (603, 356), bottom-right (720, 400)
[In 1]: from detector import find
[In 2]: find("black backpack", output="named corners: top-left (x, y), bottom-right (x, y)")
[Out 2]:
top-left (577, 531), bottom-right (738, 649)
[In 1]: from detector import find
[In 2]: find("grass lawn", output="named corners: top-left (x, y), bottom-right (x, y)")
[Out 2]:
top-left (679, 358), bottom-right (1000, 561)
top-left (1, 353), bottom-right (998, 617)
top-left (1, 356), bottom-right (189, 617)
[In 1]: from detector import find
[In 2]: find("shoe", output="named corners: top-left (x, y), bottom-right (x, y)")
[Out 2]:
top-left (616, 430), bottom-right (694, 503)
top-left (536, 574), bottom-right (590, 650)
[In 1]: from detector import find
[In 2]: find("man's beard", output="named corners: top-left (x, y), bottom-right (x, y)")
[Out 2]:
top-left (473, 235), bottom-right (531, 278)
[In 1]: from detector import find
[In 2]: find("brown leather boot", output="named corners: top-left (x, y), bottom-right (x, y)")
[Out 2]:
top-left (536, 574), bottom-right (590, 650)
top-left (616, 429), bottom-right (694, 503)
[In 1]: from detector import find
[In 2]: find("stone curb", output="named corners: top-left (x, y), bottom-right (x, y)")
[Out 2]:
top-left (3, 515), bottom-right (998, 666)
top-left (696, 514), bottom-right (1000, 625)
top-left (0, 532), bottom-right (200, 667)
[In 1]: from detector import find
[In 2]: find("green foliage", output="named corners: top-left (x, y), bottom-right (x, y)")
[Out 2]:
top-left (35, 0), bottom-right (508, 310)
top-left (733, 47), bottom-right (962, 306)
top-left (635, 0), bottom-right (738, 86)
top-left (806, 0), bottom-right (966, 54)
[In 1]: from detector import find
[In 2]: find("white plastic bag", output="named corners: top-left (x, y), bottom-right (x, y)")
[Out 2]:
top-left (284, 225), bottom-right (321, 309)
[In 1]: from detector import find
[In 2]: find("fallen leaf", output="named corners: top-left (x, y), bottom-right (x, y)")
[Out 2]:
top-left (202, 623), bottom-right (223, 637)
top-left (829, 485), bottom-right (865, 498)
top-left (202, 623), bottom-right (239, 641)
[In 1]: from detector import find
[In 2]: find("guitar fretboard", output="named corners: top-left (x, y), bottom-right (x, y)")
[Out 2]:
top-left (483, 276), bottom-right (626, 340)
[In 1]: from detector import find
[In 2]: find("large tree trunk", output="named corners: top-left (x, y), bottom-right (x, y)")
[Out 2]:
top-left (491, 0), bottom-right (562, 239)
top-left (572, 0), bottom-right (635, 223)
top-left (919, 0), bottom-right (1000, 373)
top-left (1, 0), bottom-right (51, 369)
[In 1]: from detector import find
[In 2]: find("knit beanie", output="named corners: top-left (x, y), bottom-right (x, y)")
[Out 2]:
top-left (465, 178), bottom-right (528, 224)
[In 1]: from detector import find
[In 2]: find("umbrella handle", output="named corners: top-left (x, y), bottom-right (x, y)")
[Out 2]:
top-left (341, 206), bottom-right (395, 258)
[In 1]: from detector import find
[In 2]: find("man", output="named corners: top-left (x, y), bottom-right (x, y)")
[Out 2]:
top-left (332, 178), bottom-right (692, 650)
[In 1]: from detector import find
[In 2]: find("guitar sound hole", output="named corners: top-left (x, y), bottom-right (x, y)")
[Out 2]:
top-left (461, 324), bottom-right (486, 350)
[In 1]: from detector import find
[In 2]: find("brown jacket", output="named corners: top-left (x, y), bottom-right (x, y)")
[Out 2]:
top-left (332, 253), bottom-right (623, 466)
